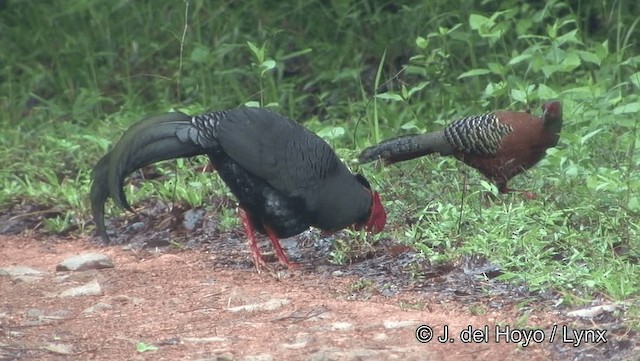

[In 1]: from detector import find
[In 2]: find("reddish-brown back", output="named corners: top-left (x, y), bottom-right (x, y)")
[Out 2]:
top-left (453, 110), bottom-right (559, 191)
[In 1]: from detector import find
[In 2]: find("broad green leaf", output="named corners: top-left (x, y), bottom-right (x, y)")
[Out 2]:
top-left (408, 81), bottom-right (429, 98)
top-left (489, 10), bottom-right (512, 22)
top-left (510, 89), bottom-right (527, 103)
top-left (597, 40), bottom-right (609, 60)
top-left (317, 126), bottom-right (345, 140)
top-left (487, 62), bottom-right (505, 75)
top-left (261, 59), bottom-right (276, 76)
top-left (261, 59), bottom-right (276, 71)
top-left (554, 29), bottom-right (581, 46)
top-left (401, 120), bottom-right (420, 131)
top-left (401, 85), bottom-right (409, 99)
top-left (561, 52), bottom-right (581, 70)
top-left (469, 14), bottom-right (491, 31)
top-left (246, 41), bottom-right (262, 61)
top-left (458, 68), bottom-right (491, 79)
top-left (565, 164), bottom-right (579, 177)
top-left (621, 55), bottom-right (640, 67)
top-left (416, 36), bottom-right (428, 49)
top-left (564, 85), bottom-right (604, 97)
top-left (375, 92), bottom-right (404, 102)
top-left (508, 53), bottom-right (531, 66)
top-left (541, 64), bottom-right (562, 78)
top-left (484, 81), bottom-right (507, 97)
top-left (629, 72), bottom-right (640, 88)
top-left (190, 46), bottom-right (210, 63)
top-left (577, 50), bottom-right (601, 66)
top-left (537, 84), bottom-right (558, 99)
top-left (613, 102), bottom-right (640, 114)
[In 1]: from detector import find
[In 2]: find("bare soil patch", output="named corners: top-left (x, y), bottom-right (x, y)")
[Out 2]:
top-left (0, 203), bottom-right (637, 360)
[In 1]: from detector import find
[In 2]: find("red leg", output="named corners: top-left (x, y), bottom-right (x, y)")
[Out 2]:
top-left (520, 190), bottom-right (537, 200)
top-left (264, 226), bottom-right (300, 269)
top-left (498, 184), bottom-right (537, 200)
top-left (238, 209), bottom-right (267, 271)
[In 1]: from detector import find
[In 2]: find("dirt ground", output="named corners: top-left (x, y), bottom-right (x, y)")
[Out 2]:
top-left (0, 204), bottom-right (638, 360)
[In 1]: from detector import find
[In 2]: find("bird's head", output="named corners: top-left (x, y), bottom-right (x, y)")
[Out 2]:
top-left (541, 100), bottom-right (563, 136)
top-left (542, 100), bottom-right (562, 123)
top-left (352, 174), bottom-right (387, 233)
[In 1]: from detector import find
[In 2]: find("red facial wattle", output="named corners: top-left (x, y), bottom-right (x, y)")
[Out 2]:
top-left (365, 191), bottom-right (386, 233)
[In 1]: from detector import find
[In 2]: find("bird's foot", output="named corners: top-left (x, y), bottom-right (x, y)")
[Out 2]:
top-left (238, 209), bottom-right (300, 271)
top-left (274, 253), bottom-right (301, 269)
top-left (250, 249), bottom-right (269, 274)
top-left (265, 227), bottom-right (301, 269)
top-left (250, 246), bottom-right (300, 271)
top-left (499, 185), bottom-right (537, 200)
top-left (508, 189), bottom-right (538, 200)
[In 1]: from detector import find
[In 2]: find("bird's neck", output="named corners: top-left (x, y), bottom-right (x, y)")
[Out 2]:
top-left (309, 174), bottom-right (371, 231)
top-left (544, 116), bottom-right (563, 133)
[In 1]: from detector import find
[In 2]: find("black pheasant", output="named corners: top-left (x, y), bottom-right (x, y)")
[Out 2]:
top-left (358, 101), bottom-right (563, 198)
top-left (91, 107), bottom-right (387, 269)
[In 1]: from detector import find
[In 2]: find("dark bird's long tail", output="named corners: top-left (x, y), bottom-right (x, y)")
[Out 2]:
top-left (90, 111), bottom-right (210, 241)
top-left (357, 132), bottom-right (453, 165)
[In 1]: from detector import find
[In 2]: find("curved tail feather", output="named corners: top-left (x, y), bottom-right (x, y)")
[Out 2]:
top-left (358, 132), bottom-right (452, 165)
top-left (90, 111), bottom-right (214, 241)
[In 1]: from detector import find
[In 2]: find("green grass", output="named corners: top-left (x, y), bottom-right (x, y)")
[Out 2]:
top-left (1, 0), bottom-right (638, 327)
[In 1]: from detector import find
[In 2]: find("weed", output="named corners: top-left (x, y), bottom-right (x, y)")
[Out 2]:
top-left (0, 0), bottom-right (638, 328)
top-left (135, 342), bottom-right (157, 353)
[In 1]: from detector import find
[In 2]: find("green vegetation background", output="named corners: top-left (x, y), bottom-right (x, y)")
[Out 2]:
top-left (0, 0), bottom-right (638, 323)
